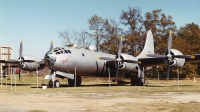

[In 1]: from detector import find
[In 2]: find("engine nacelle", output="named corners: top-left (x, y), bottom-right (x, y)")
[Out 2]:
top-left (164, 49), bottom-right (185, 68)
top-left (20, 56), bottom-right (43, 71)
top-left (119, 53), bottom-right (138, 72)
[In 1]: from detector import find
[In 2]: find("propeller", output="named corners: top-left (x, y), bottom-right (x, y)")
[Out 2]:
top-left (166, 31), bottom-right (172, 81)
top-left (114, 36), bottom-right (123, 84)
top-left (98, 36), bottom-right (137, 84)
top-left (5, 41), bottom-right (36, 81)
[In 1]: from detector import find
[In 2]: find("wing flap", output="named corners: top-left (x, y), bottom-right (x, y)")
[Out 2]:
top-left (138, 57), bottom-right (165, 67)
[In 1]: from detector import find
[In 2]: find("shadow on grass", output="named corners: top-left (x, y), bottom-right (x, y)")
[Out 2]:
top-left (145, 85), bottom-right (166, 87)
top-left (2, 83), bottom-right (34, 86)
top-left (171, 85), bottom-right (194, 87)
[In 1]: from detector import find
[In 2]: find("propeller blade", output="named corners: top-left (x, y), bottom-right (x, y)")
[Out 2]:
top-left (50, 40), bottom-right (53, 50)
top-left (5, 59), bottom-right (18, 63)
top-left (23, 60), bottom-right (36, 62)
top-left (123, 60), bottom-right (138, 63)
top-left (174, 55), bottom-right (195, 59)
top-left (168, 30), bottom-right (172, 55)
top-left (19, 40), bottom-right (23, 58)
top-left (115, 65), bottom-right (119, 84)
top-left (146, 54), bottom-right (166, 58)
top-left (0, 60), bottom-right (6, 63)
top-left (117, 36), bottom-right (123, 58)
top-left (142, 67), bottom-right (145, 86)
top-left (19, 68), bottom-right (21, 81)
top-left (166, 64), bottom-right (170, 80)
top-left (98, 57), bottom-right (115, 61)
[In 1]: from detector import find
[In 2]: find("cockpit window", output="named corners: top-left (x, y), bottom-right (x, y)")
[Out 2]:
top-left (52, 47), bottom-right (72, 55)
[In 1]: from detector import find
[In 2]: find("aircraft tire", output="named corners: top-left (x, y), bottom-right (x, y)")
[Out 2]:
top-left (131, 78), bottom-right (136, 86)
top-left (54, 80), bottom-right (60, 88)
top-left (138, 79), bottom-right (145, 86)
top-left (131, 78), bottom-right (140, 86)
top-left (49, 80), bottom-right (53, 86)
top-left (131, 76), bottom-right (145, 86)
top-left (68, 76), bottom-right (82, 87)
top-left (131, 75), bottom-right (139, 86)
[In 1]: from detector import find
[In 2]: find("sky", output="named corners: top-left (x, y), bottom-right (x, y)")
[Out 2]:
top-left (0, 0), bottom-right (200, 59)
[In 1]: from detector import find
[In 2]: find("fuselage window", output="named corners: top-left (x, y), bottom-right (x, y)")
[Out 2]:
top-left (68, 50), bottom-right (71, 53)
top-left (65, 50), bottom-right (68, 53)
top-left (82, 53), bottom-right (85, 57)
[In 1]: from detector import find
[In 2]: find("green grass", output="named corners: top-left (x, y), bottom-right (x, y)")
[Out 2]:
top-left (1, 75), bottom-right (200, 94)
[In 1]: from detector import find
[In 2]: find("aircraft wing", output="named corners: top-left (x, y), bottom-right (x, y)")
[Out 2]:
top-left (138, 54), bottom-right (200, 67)
top-left (185, 54), bottom-right (200, 63)
top-left (138, 57), bottom-right (165, 67)
top-left (0, 59), bottom-right (18, 63)
top-left (36, 60), bottom-right (45, 65)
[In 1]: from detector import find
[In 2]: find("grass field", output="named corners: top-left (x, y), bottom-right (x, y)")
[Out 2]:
top-left (0, 75), bottom-right (200, 112)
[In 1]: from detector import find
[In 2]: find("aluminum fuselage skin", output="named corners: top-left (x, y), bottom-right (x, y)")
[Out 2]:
top-left (45, 47), bottom-right (138, 77)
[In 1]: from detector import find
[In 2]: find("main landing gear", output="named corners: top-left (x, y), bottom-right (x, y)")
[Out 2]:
top-left (48, 76), bottom-right (82, 87)
top-left (48, 80), bottom-right (60, 88)
top-left (130, 75), bottom-right (145, 86)
top-left (68, 76), bottom-right (82, 87)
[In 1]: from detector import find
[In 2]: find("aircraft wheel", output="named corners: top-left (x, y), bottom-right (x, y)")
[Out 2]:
top-left (68, 78), bottom-right (74, 87)
top-left (54, 80), bottom-right (60, 88)
top-left (49, 80), bottom-right (53, 86)
top-left (138, 79), bottom-right (144, 86)
top-left (68, 76), bottom-right (82, 87)
top-left (131, 75), bottom-right (138, 86)
top-left (76, 76), bottom-right (82, 86)
top-left (131, 75), bottom-right (145, 86)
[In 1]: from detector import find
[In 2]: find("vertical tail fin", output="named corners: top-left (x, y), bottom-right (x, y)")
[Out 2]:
top-left (137, 30), bottom-right (154, 58)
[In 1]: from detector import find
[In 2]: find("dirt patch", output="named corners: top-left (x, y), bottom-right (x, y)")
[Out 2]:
top-left (1, 92), bottom-right (200, 112)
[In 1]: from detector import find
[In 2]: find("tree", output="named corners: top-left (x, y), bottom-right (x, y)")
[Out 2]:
top-left (177, 23), bottom-right (200, 54)
top-left (59, 29), bottom-right (92, 48)
top-left (88, 14), bottom-right (105, 52)
top-left (176, 23), bottom-right (200, 77)
top-left (77, 29), bottom-right (93, 48)
top-left (59, 29), bottom-right (79, 46)
top-left (143, 9), bottom-right (176, 54)
top-left (120, 7), bottom-right (146, 56)
top-left (99, 18), bottom-right (124, 54)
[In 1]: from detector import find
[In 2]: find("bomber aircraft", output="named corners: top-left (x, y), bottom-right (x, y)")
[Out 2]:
top-left (43, 30), bottom-right (199, 88)
top-left (43, 30), bottom-right (154, 87)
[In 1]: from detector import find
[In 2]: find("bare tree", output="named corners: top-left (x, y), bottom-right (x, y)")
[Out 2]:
top-left (88, 14), bottom-right (105, 52)
top-left (59, 29), bottom-right (92, 48)
top-left (59, 29), bottom-right (79, 46)
top-left (77, 29), bottom-right (93, 48)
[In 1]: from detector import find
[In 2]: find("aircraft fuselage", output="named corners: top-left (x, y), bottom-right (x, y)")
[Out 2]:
top-left (44, 47), bottom-right (138, 77)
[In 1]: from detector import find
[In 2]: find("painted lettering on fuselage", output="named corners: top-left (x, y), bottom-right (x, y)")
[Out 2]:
top-left (61, 58), bottom-right (69, 64)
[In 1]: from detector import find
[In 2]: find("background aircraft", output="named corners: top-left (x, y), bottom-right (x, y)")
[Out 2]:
top-left (0, 41), bottom-right (45, 81)
top-left (44, 30), bottom-right (157, 87)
